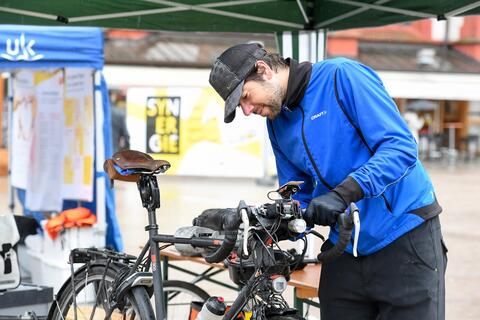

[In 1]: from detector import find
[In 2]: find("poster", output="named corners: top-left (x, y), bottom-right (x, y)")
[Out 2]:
top-left (62, 68), bottom-right (94, 201)
top-left (146, 96), bottom-right (180, 154)
top-left (25, 69), bottom-right (64, 211)
top-left (11, 68), bottom-right (95, 212)
top-left (10, 70), bottom-right (35, 189)
top-left (127, 87), bottom-right (265, 178)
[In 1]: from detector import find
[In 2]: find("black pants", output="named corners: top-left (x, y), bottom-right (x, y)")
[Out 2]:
top-left (319, 216), bottom-right (447, 320)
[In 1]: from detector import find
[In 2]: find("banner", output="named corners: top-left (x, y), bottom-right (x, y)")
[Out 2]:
top-left (11, 68), bottom-right (95, 212)
top-left (146, 96), bottom-right (180, 154)
top-left (10, 70), bottom-right (35, 189)
top-left (62, 68), bottom-right (94, 201)
top-left (0, 25), bottom-right (103, 69)
top-left (127, 87), bottom-right (265, 178)
top-left (26, 69), bottom-right (64, 211)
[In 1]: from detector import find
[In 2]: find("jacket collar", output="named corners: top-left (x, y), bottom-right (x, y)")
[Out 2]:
top-left (283, 58), bottom-right (313, 111)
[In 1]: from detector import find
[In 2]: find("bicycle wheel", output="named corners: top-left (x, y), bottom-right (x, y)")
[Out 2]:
top-left (49, 264), bottom-right (154, 320)
top-left (162, 280), bottom-right (210, 320)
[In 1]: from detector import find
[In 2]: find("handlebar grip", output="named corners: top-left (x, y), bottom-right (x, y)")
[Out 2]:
top-left (317, 210), bottom-right (355, 263)
top-left (203, 201), bottom-right (245, 263)
top-left (204, 229), bottom-right (238, 263)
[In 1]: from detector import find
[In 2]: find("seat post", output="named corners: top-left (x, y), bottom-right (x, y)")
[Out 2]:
top-left (137, 174), bottom-right (167, 319)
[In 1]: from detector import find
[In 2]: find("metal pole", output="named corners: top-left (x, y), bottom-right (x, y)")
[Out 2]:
top-left (7, 73), bottom-right (14, 213)
top-left (94, 71), bottom-right (107, 241)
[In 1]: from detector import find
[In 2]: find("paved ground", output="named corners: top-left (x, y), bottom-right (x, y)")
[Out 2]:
top-left (1, 160), bottom-right (479, 319)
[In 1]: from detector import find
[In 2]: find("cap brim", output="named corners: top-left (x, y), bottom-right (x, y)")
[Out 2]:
top-left (224, 80), bottom-right (244, 123)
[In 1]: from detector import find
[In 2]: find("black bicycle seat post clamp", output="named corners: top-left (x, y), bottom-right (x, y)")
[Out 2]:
top-left (137, 175), bottom-right (161, 210)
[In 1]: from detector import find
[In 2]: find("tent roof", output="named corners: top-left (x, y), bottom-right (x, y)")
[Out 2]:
top-left (0, 1), bottom-right (479, 33)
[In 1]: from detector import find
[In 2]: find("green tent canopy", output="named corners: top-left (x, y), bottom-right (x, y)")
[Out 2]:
top-left (0, 0), bottom-right (479, 33)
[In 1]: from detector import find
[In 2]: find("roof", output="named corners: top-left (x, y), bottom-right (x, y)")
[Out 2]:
top-left (329, 24), bottom-right (432, 43)
top-left (354, 41), bottom-right (480, 73)
top-left (105, 30), bottom-right (480, 74)
top-left (104, 31), bottom-right (277, 68)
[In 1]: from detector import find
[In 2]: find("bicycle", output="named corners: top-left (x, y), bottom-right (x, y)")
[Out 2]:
top-left (47, 150), bottom-right (359, 320)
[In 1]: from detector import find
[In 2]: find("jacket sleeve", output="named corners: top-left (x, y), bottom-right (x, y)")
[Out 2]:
top-left (335, 60), bottom-right (418, 198)
top-left (267, 120), bottom-right (314, 208)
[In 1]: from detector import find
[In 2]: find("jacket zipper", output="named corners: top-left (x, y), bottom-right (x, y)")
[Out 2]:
top-left (300, 108), bottom-right (333, 191)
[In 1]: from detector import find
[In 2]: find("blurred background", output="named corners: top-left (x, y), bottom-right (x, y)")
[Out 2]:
top-left (1, 12), bottom-right (480, 320)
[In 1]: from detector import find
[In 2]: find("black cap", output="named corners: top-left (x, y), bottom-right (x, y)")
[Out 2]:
top-left (209, 43), bottom-right (266, 123)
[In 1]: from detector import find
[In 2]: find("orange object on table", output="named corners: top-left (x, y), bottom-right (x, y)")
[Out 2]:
top-left (45, 207), bottom-right (97, 240)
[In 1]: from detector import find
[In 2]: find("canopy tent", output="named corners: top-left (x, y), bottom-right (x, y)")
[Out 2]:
top-left (0, 1), bottom-right (479, 33)
top-left (1, 1), bottom-right (478, 69)
top-left (1, 25), bottom-right (122, 251)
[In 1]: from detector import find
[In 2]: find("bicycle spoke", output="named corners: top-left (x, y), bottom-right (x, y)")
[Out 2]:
top-left (89, 262), bottom-right (111, 320)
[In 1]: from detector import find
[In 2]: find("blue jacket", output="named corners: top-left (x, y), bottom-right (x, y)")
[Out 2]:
top-left (267, 58), bottom-right (441, 255)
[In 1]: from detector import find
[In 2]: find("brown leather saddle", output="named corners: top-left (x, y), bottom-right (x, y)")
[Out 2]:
top-left (104, 150), bottom-right (170, 186)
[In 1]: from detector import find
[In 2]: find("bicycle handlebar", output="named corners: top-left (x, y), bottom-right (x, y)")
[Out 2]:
top-left (202, 201), bottom-right (246, 263)
top-left (194, 201), bottom-right (360, 264)
top-left (316, 203), bottom-right (359, 263)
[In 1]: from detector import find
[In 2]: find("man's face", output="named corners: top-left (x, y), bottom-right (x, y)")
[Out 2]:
top-left (238, 77), bottom-right (282, 120)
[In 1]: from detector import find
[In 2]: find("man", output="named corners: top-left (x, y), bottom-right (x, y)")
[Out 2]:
top-left (209, 43), bottom-right (447, 320)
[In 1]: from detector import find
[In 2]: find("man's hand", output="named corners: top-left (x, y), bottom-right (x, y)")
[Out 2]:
top-left (303, 177), bottom-right (364, 227)
top-left (303, 191), bottom-right (348, 227)
top-left (192, 208), bottom-right (235, 230)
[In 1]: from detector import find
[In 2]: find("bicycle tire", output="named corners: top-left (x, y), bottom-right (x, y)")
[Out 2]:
top-left (162, 280), bottom-right (210, 320)
top-left (48, 263), bottom-right (154, 320)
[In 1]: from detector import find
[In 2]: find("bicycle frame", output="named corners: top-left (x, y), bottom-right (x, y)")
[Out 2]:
top-left (131, 175), bottom-right (294, 320)
top-left (57, 150), bottom-right (358, 320)
top-left (63, 173), bottom-right (220, 320)
top-left (126, 174), bottom-right (286, 320)
top-left (126, 174), bottom-right (220, 320)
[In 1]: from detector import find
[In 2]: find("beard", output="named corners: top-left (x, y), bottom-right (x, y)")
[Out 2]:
top-left (262, 80), bottom-right (283, 120)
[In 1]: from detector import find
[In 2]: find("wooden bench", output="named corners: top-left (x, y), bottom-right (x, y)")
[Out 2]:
top-left (160, 249), bottom-right (320, 314)
top-left (288, 263), bottom-right (321, 313)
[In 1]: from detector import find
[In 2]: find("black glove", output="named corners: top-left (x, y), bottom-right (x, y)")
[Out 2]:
top-left (192, 208), bottom-right (236, 230)
top-left (303, 177), bottom-right (364, 227)
top-left (304, 191), bottom-right (347, 227)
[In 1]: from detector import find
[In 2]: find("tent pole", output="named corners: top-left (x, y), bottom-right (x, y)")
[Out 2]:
top-left (295, 0), bottom-right (309, 24)
top-left (446, 1), bottom-right (480, 17)
top-left (0, 6), bottom-right (58, 21)
top-left (274, 29), bottom-right (328, 257)
top-left (326, 0), bottom-right (434, 19)
top-left (70, 0), bottom-right (277, 23)
top-left (318, 29), bottom-right (327, 61)
top-left (70, 0), bottom-right (303, 29)
top-left (94, 70), bottom-right (107, 241)
top-left (316, 0), bottom-right (393, 28)
top-left (7, 73), bottom-right (14, 213)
